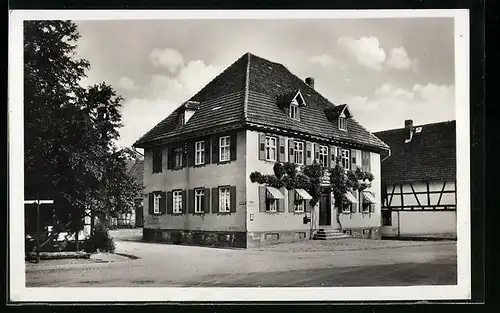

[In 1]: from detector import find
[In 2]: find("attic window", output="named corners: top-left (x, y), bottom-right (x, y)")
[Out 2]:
top-left (289, 102), bottom-right (299, 120)
top-left (415, 127), bottom-right (422, 133)
top-left (292, 91), bottom-right (306, 107)
top-left (338, 114), bottom-right (347, 131)
top-left (178, 112), bottom-right (185, 126)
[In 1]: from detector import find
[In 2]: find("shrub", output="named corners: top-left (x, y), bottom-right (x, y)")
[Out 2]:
top-left (84, 224), bottom-right (116, 253)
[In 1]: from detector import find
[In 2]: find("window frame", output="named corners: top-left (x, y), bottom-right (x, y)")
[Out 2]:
top-left (174, 147), bottom-right (183, 168)
top-left (294, 141), bottom-right (304, 165)
top-left (194, 189), bottom-right (205, 213)
top-left (178, 112), bottom-right (185, 126)
top-left (341, 201), bottom-right (352, 213)
top-left (294, 199), bottom-right (305, 212)
top-left (289, 102), bottom-right (299, 120)
top-left (266, 198), bottom-right (278, 212)
top-left (172, 190), bottom-right (183, 214)
top-left (195, 141), bottom-right (205, 165)
top-left (265, 136), bottom-right (277, 161)
top-left (219, 187), bottom-right (231, 213)
top-left (341, 149), bottom-right (350, 170)
top-left (219, 136), bottom-right (231, 162)
top-left (319, 145), bottom-right (328, 166)
top-left (338, 116), bottom-right (347, 131)
top-left (362, 191), bottom-right (373, 213)
top-left (153, 193), bottom-right (161, 214)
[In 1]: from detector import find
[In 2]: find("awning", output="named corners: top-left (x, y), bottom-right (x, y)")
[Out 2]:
top-left (266, 186), bottom-right (285, 199)
top-left (362, 191), bottom-right (378, 204)
top-left (295, 188), bottom-right (312, 200)
top-left (344, 192), bottom-right (358, 203)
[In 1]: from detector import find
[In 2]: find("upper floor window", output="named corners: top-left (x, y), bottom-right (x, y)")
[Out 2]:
top-left (341, 149), bottom-right (350, 170)
top-left (219, 187), bottom-right (231, 212)
top-left (153, 193), bottom-right (161, 214)
top-left (338, 116), bottom-right (347, 131)
top-left (319, 145), bottom-right (328, 166)
top-left (195, 141), bottom-right (205, 165)
top-left (289, 103), bottom-right (299, 120)
top-left (173, 190), bottom-right (182, 214)
top-left (219, 136), bottom-right (230, 162)
top-left (174, 147), bottom-right (183, 168)
top-left (294, 141), bottom-right (304, 165)
top-left (265, 136), bottom-right (277, 161)
top-left (152, 147), bottom-right (162, 173)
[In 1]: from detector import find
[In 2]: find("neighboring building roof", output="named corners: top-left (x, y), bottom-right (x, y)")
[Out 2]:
top-left (374, 120), bottom-right (456, 185)
top-left (134, 53), bottom-right (389, 151)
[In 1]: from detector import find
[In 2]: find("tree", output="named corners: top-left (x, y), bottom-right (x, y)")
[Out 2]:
top-left (24, 20), bottom-right (142, 244)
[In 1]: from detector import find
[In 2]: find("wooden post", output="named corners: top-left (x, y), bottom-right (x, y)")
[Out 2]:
top-left (36, 199), bottom-right (40, 263)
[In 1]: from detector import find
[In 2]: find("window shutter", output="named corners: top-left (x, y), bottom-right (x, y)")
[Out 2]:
top-left (167, 147), bottom-right (173, 170)
top-left (259, 186), bottom-right (266, 212)
top-left (187, 141), bottom-right (195, 167)
top-left (288, 139), bottom-right (295, 161)
top-left (182, 143), bottom-right (187, 168)
top-left (148, 193), bottom-right (154, 215)
top-left (304, 141), bottom-right (312, 165)
top-left (166, 191), bottom-right (173, 214)
top-left (230, 186), bottom-right (237, 212)
top-left (211, 136), bottom-right (219, 164)
top-left (305, 199), bottom-right (311, 212)
top-left (211, 187), bottom-right (219, 213)
top-left (314, 143), bottom-right (320, 162)
top-left (278, 136), bottom-right (286, 162)
top-left (188, 189), bottom-right (194, 213)
top-left (230, 133), bottom-right (237, 161)
top-left (259, 133), bottom-right (266, 160)
top-left (288, 189), bottom-right (295, 212)
top-left (370, 192), bottom-right (376, 212)
top-left (160, 191), bottom-right (167, 214)
top-left (203, 188), bottom-right (211, 213)
top-left (204, 139), bottom-right (211, 164)
top-left (278, 188), bottom-right (285, 212)
top-left (181, 190), bottom-right (187, 213)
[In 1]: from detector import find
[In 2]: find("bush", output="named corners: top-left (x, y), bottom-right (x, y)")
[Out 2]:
top-left (84, 224), bottom-right (116, 253)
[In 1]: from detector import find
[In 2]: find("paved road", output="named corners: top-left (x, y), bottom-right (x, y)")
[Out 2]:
top-left (26, 235), bottom-right (457, 287)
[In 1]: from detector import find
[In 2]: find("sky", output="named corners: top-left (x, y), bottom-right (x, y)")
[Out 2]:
top-left (75, 17), bottom-right (456, 149)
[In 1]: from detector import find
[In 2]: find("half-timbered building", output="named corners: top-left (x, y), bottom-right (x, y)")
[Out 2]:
top-left (374, 120), bottom-right (457, 239)
top-left (133, 53), bottom-right (390, 248)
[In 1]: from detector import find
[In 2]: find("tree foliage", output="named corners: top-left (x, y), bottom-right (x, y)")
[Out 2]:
top-left (24, 21), bottom-right (142, 233)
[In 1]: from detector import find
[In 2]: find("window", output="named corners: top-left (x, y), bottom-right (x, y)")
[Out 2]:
top-left (152, 147), bottom-right (162, 173)
top-left (173, 190), bottom-right (182, 214)
top-left (319, 145), bottom-right (328, 166)
top-left (178, 113), bottom-right (185, 126)
top-left (339, 117), bottom-right (347, 131)
top-left (219, 187), bottom-right (231, 212)
top-left (219, 136), bottom-right (230, 162)
top-left (153, 193), bottom-right (161, 214)
top-left (294, 141), bottom-right (304, 164)
top-left (194, 189), bottom-right (205, 213)
top-left (266, 198), bottom-right (277, 212)
top-left (341, 201), bottom-right (351, 213)
top-left (295, 199), bottom-right (305, 212)
top-left (265, 136), bottom-right (277, 161)
top-left (195, 141), bottom-right (205, 165)
top-left (174, 147), bottom-right (183, 168)
top-left (289, 103), bottom-right (299, 120)
top-left (341, 149), bottom-right (350, 170)
top-left (382, 210), bottom-right (392, 226)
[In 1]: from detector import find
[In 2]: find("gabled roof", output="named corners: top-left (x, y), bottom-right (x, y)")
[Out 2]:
top-left (374, 120), bottom-right (456, 185)
top-left (134, 53), bottom-right (389, 151)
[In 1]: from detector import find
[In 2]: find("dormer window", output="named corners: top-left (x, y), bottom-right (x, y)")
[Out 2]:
top-left (178, 112), bottom-right (185, 126)
top-left (338, 115), bottom-right (347, 131)
top-left (289, 102), bottom-right (299, 120)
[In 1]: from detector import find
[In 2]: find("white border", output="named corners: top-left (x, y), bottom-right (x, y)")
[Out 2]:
top-left (8, 9), bottom-right (471, 302)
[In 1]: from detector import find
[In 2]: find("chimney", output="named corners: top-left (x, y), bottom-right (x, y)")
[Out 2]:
top-left (305, 77), bottom-right (315, 89)
top-left (404, 119), bottom-right (413, 143)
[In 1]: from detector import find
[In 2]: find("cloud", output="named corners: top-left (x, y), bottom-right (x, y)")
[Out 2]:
top-left (337, 36), bottom-right (386, 71)
top-left (340, 83), bottom-right (455, 132)
top-left (308, 54), bottom-right (337, 67)
top-left (149, 48), bottom-right (185, 73)
top-left (386, 47), bottom-right (418, 71)
top-left (117, 76), bottom-right (138, 90)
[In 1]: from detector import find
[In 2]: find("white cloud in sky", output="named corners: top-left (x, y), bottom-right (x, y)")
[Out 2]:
top-left (342, 82), bottom-right (455, 132)
top-left (386, 47), bottom-right (418, 71)
top-left (116, 50), bottom-right (222, 147)
top-left (308, 54), bottom-right (337, 67)
top-left (337, 36), bottom-right (386, 71)
top-left (117, 76), bottom-right (138, 90)
top-left (149, 48), bottom-right (185, 73)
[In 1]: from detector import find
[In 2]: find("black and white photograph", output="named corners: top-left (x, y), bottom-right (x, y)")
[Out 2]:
top-left (9, 10), bottom-right (471, 302)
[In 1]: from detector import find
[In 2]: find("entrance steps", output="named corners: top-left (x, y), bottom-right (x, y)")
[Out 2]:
top-left (313, 227), bottom-right (350, 240)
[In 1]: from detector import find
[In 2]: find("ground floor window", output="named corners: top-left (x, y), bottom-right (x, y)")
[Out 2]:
top-left (341, 202), bottom-right (351, 213)
top-left (266, 199), bottom-right (277, 212)
top-left (219, 187), bottom-right (231, 212)
top-left (382, 210), bottom-right (392, 226)
top-left (194, 189), bottom-right (205, 213)
top-left (173, 190), bottom-right (182, 213)
top-left (295, 199), bottom-right (305, 212)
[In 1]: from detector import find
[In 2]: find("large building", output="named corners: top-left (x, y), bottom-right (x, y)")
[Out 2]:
top-left (133, 53), bottom-right (390, 248)
top-left (375, 120), bottom-right (457, 239)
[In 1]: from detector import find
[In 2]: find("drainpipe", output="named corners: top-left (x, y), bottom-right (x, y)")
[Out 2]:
top-left (381, 148), bottom-right (391, 162)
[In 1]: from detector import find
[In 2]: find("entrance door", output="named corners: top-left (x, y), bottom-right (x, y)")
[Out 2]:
top-left (319, 193), bottom-right (331, 226)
